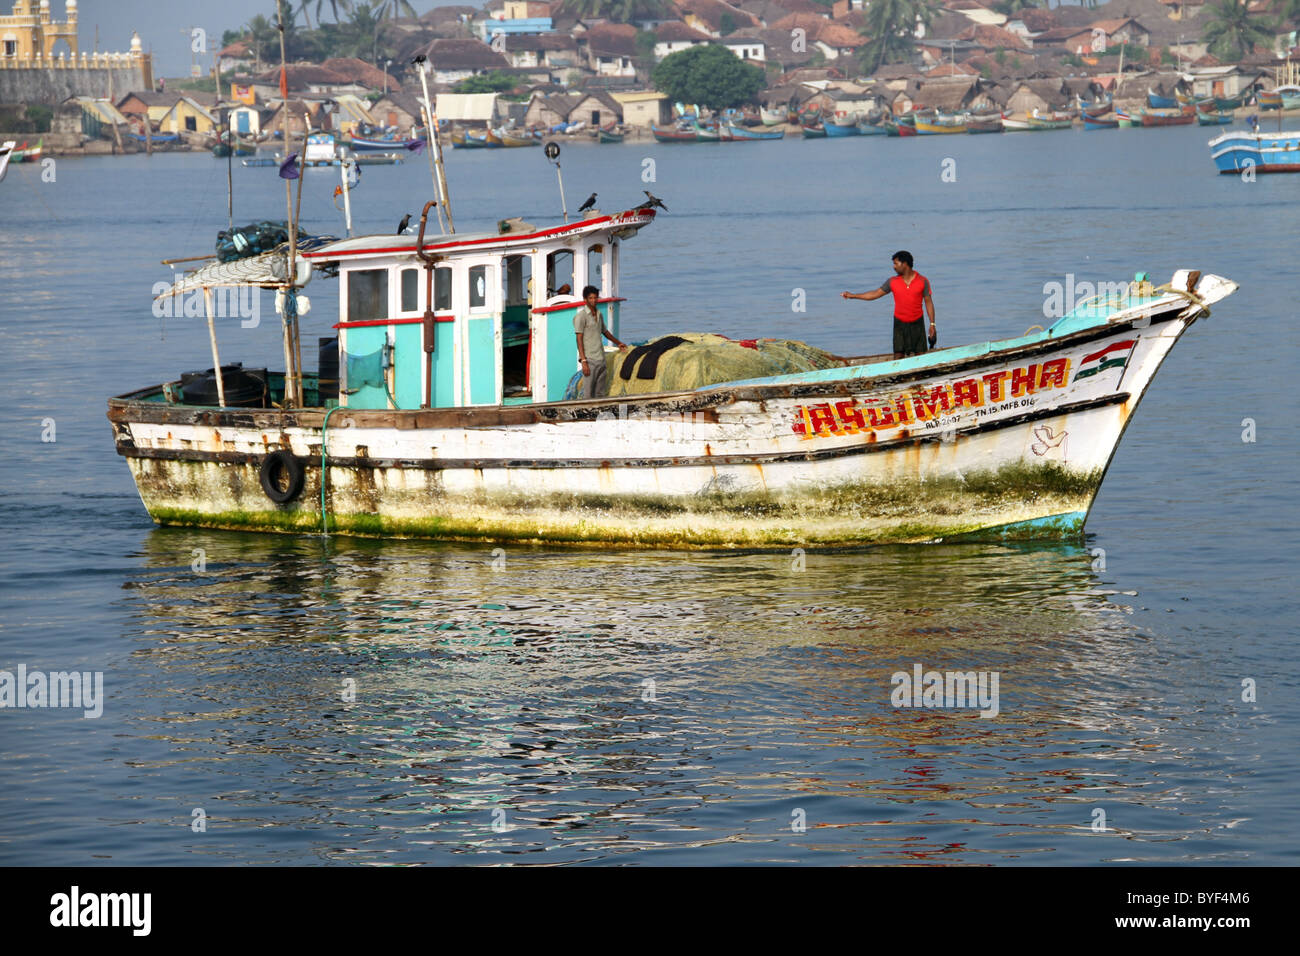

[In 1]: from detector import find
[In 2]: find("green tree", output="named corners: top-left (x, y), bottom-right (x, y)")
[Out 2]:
top-left (295, 0), bottom-right (353, 30)
top-left (368, 0), bottom-right (416, 20)
top-left (992, 0), bottom-right (1040, 14)
top-left (857, 0), bottom-right (938, 74)
top-left (1274, 0), bottom-right (1300, 22)
top-left (455, 70), bottom-right (518, 93)
top-left (719, 12), bottom-right (737, 34)
top-left (558, 0), bottom-right (674, 24)
top-left (318, 2), bottom-right (395, 62)
top-left (247, 14), bottom-right (280, 69)
top-left (1202, 0), bottom-right (1276, 61)
top-left (651, 44), bottom-right (765, 109)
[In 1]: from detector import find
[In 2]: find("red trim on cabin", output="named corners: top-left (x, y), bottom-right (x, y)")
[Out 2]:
top-left (530, 296), bottom-right (626, 315)
top-left (333, 313), bottom-right (456, 329)
top-left (303, 210), bottom-right (656, 261)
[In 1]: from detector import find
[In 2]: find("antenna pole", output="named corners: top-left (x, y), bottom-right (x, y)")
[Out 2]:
top-left (417, 60), bottom-right (454, 234)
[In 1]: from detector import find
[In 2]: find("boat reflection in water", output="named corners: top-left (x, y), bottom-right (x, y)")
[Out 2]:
top-left (111, 530), bottom-right (1238, 864)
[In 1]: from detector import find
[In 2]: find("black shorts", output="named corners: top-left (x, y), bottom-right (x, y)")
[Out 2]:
top-left (893, 317), bottom-right (927, 356)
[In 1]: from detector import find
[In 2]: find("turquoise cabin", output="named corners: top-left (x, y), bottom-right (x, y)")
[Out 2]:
top-left (303, 208), bottom-right (656, 409)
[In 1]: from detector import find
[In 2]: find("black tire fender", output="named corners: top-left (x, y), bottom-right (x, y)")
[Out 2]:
top-left (259, 449), bottom-right (305, 504)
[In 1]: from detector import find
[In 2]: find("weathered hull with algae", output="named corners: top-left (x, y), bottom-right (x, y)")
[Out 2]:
top-left (108, 284), bottom-right (1224, 548)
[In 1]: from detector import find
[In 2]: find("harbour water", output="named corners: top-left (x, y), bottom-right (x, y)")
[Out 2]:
top-left (0, 122), bottom-right (1296, 864)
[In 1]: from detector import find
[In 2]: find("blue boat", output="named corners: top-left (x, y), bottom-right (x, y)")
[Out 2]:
top-left (1147, 89), bottom-right (1177, 109)
top-left (1083, 114), bottom-right (1119, 130)
top-left (824, 119), bottom-right (860, 137)
top-left (1208, 128), bottom-right (1300, 173)
top-left (129, 132), bottom-right (180, 144)
top-left (721, 123), bottom-right (784, 141)
top-left (349, 135), bottom-right (424, 151)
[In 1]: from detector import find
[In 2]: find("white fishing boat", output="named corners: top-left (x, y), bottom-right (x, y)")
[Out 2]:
top-left (0, 140), bottom-right (14, 183)
top-left (107, 183), bottom-right (1237, 547)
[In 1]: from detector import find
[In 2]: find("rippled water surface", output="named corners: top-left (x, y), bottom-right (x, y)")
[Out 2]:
top-left (0, 124), bottom-right (1296, 864)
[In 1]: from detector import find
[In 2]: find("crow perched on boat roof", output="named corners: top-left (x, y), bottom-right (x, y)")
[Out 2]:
top-left (410, 54), bottom-right (427, 66)
top-left (639, 190), bottom-right (667, 211)
top-left (578, 193), bottom-right (597, 213)
top-left (397, 213), bottom-right (411, 234)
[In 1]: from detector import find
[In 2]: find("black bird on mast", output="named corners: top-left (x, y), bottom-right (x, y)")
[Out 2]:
top-left (578, 192), bottom-right (597, 212)
top-left (639, 190), bottom-right (667, 211)
top-left (397, 212), bottom-right (411, 234)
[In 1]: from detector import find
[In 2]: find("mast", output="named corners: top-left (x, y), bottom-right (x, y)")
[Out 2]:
top-left (216, 49), bottom-right (232, 229)
top-left (276, 0), bottom-right (302, 407)
top-left (416, 59), bottom-right (454, 234)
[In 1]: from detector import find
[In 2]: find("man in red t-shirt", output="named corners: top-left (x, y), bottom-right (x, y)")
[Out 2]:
top-left (842, 251), bottom-right (937, 359)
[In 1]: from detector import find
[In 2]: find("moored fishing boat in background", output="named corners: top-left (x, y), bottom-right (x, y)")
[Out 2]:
top-left (1197, 110), bottom-right (1234, 126)
top-left (651, 122), bottom-right (698, 143)
top-left (966, 115), bottom-right (1004, 134)
top-left (1028, 111), bottom-right (1073, 131)
top-left (1208, 127), bottom-right (1300, 173)
top-left (914, 112), bottom-right (968, 134)
top-left (1084, 113), bottom-right (1119, 130)
top-left (1140, 107), bottom-right (1196, 127)
top-left (721, 123), bottom-right (784, 141)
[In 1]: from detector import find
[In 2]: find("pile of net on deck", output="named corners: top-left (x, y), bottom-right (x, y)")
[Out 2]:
top-left (604, 333), bottom-right (843, 397)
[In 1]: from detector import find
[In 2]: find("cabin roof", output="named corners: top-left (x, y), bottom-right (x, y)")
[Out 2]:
top-left (304, 208), bottom-right (657, 264)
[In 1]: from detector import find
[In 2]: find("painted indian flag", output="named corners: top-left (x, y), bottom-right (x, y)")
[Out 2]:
top-left (1074, 339), bottom-right (1135, 381)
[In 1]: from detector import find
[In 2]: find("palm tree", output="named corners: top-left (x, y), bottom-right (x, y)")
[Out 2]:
top-left (1273, 0), bottom-right (1300, 25)
top-left (368, 0), bottom-right (417, 20)
top-left (296, 0), bottom-right (354, 31)
top-left (558, 0), bottom-right (615, 19)
top-left (1202, 0), bottom-right (1276, 61)
top-left (859, 0), bottom-right (938, 74)
top-left (247, 14), bottom-right (280, 71)
top-left (992, 0), bottom-right (1040, 15)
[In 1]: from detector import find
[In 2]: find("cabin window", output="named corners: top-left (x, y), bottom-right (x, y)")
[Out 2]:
top-left (468, 265), bottom-right (489, 309)
top-left (586, 244), bottom-right (604, 295)
top-left (546, 250), bottom-right (574, 297)
top-left (347, 268), bottom-right (389, 321)
top-left (434, 267), bottom-right (451, 311)
top-left (400, 268), bottom-right (419, 313)
top-left (503, 255), bottom-right (530, 307)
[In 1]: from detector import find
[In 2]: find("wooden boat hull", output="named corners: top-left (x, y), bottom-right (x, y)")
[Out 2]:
top-left (801, 124), bottom-right (826, 138)
top-left (1141, 110), bottom-right (1195, 127)
top-left (824, 121), bottom-right (860, 137)
top-left (914, 119), bottom-right (967, 134)
top-left (1209, 129), bottom-right (1300, 173)
top-left (349, 136), bottom-right (424, 151)
top-left (107, 273), bottom-right (1233, 547)
top-left (651, 123), bottom-right (698, 143)
top-left (722, 124), bottom-right (783, 140)
top-left (1197, 111), bottom-right (1234, 126)
top-left (1027, 115), bottom-right (1073, 131)
top-left (1148, 91), bottom-right (1177, 109)
top-left (1083, 115), bottom-right (1119, 130)
top-left (597, 128), bottom-right (624, 143)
